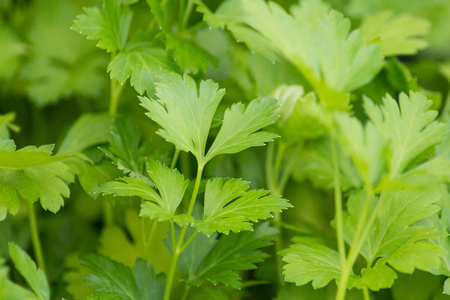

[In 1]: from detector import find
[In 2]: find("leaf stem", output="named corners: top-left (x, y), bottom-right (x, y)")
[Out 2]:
top-left (170, 149), bottom-right (181, 169)
top-left (265, 142), bottom-right (275, 191)
top-left (336, 185), bottom-right (374, 300)
top-left (363, 286), bottom-right (370, 300)
top-left (331, 137), bottom-right (346, 267)
top-left (181, 284), bottom-right (191, 300)
top-left (109, 77), bottom-right (124, 117)
top-left (181, 0), bottom-right (194, 30)
top-left (164, 165), bottom-right (203, 300)
top-left (28, 202), bottom-right (46, 274)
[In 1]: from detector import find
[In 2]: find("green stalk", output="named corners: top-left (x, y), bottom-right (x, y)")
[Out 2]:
top-left (336, 185), bottom-right (374, 300)
top-left (180, 0), bottom-right (194, 30)
top-left (181, 285), bottom-right (191, 300)
top-left (104, 53), bottom-right (125, 226)
top-left (265, 142), bottom-right (275, 191)
top-left (170, 149), bottom-right (181, 169)
top-left (331, 138), bottom-right (346, 266)
top-left (363, 287), bottom-right (370, 300)
top-left (28, 202), bottom-right (46, 274)
top-left (163, 165), bottom-right (203, 300)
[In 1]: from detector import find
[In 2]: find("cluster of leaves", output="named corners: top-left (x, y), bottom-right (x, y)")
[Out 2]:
top-left (1, 0), bottom-right (450, 299)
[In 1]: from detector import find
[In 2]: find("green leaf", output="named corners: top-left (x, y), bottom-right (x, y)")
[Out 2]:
top-left (204, 97), bottom-right (279, 162)
top-left (72, 0), bottom-right (132, 52)
top-left (80, 253), bottom-right (138, 299)
top-left (80, 255), bottom-right (165, 300)
top-left (58, 113), bottom-right (113, 154)
top-left (187, 223), bottom-right (278, 289)
top-left (193, 178), bottom-right (291, 235)
top-left (362, 11), bottom-right (430, 56)
top-left (8, 243), bottom-right (49, 300)
top-left (108, 32), bottom-right (175, 95)
top-left (0, 140), bottom-right (83, 218)
top-left (132, 258), bottom-right (165, 300)
top-left (0, 257), bottom-right (41, 300)
top-left (166, 33), bottom-right (217, 74)
top-left (350, 263), bottom-right (397, 291)
top-left (139, 72), bottom-right (225, 163)
top-left (94, 159), bottom-right (189, 223)
top-left (365, 92), bottom-right (448, 179)
top-left (85, 294), bottom-right (125, 300)
top-left (207, 0), bottom-right (384, 109)
top-left (280, 243), bottom-right (342, 289)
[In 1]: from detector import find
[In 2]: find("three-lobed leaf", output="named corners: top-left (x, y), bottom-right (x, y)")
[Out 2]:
top-left (194, 178), bottom-right (291, 235)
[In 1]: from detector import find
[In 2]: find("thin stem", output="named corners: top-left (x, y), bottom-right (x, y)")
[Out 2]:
top-left (265, 142), bottom-right (275, 191)
top-left (241, 280), bottom-right (270, 289)
top-left (109, 78), bottom-right (124, 117)
top-left (272, 142), bottom-right (286, 194)
top-left (363, 287), bottom-right (370, 300)
top-left (142, 218), bottom-right (157, 260)
top-left (181, 0), bottom-right (194, 30)
top-left (103, 200), bottom-right (114, 226)
top-left (170, 149), bottom-right (181, 169)
top-left (180, 229), bottom-right (198, 253)
top-left (181, 285), bottom-right (191, 300)
top-left (331, 137), bottom-right (346, 267)
top-left (164, 165), bottom-right (203, 300)
top-left (28, 202), bottom-right (46, 274)
top-left (170, 221), bottom-right (177, 253)
top-left (178, 0), bottom-right (186, 31)
top-left (336, 185), bottom-right (374, 300)
top-left (278, 145), bottom-right (299, 193)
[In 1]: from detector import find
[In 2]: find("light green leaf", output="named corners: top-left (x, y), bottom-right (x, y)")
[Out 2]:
top-left (139, 72), bottom-right (225, 163)
top-left (0, 24), bottom-right (27, 79)
top-left (204, 97), bottom-right (279, 162)
top-left (365, 92), bottom-right (448, 179)
top-left (362, 11), bottom-right (430, 56)
top-left (281, 243), bottom-right (342, 288)
top-left (0, 140), bottom-right (82, 218)
top-left (351, 263), bottom-right (397, 291)
top-left (0, 257), bottom-right (41, 300)
top-left (108, 33), bottom-right (175, 95)
top-left (94, 159), bottom-right (189, 223)
top-left (72, 0), bottom-right (132, 52)
top-left (187, 223), bottom-right (277, 289)
top-left (194, 178), bottom-right (290, 235)
top-left (207, 0), bottom-right (384, 109)
top-left (8, 243), bottom-right (49, 300)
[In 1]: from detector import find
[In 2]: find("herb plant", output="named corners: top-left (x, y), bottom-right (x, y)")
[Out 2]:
top-left (1, 0), bottom-right (450, 299)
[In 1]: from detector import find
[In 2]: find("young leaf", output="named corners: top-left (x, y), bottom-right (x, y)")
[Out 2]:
top-left (72, 0), bottom-right (132, 52)
top-left (186, 223), bottom-right (278, 288)
top-left (94, 159), bottom-right (189, 223)
top-left (280, 243), bottom-right (342, 289)
top-left (362, 12), bottom-right (430, 56)
top-left (193, 178), bottom-right (291, 235)
top-left (8, 243), bottom-right (50, 300)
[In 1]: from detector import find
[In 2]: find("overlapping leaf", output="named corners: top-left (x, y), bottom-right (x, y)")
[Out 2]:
top-left (193, 178), bottom-right (291, 235)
